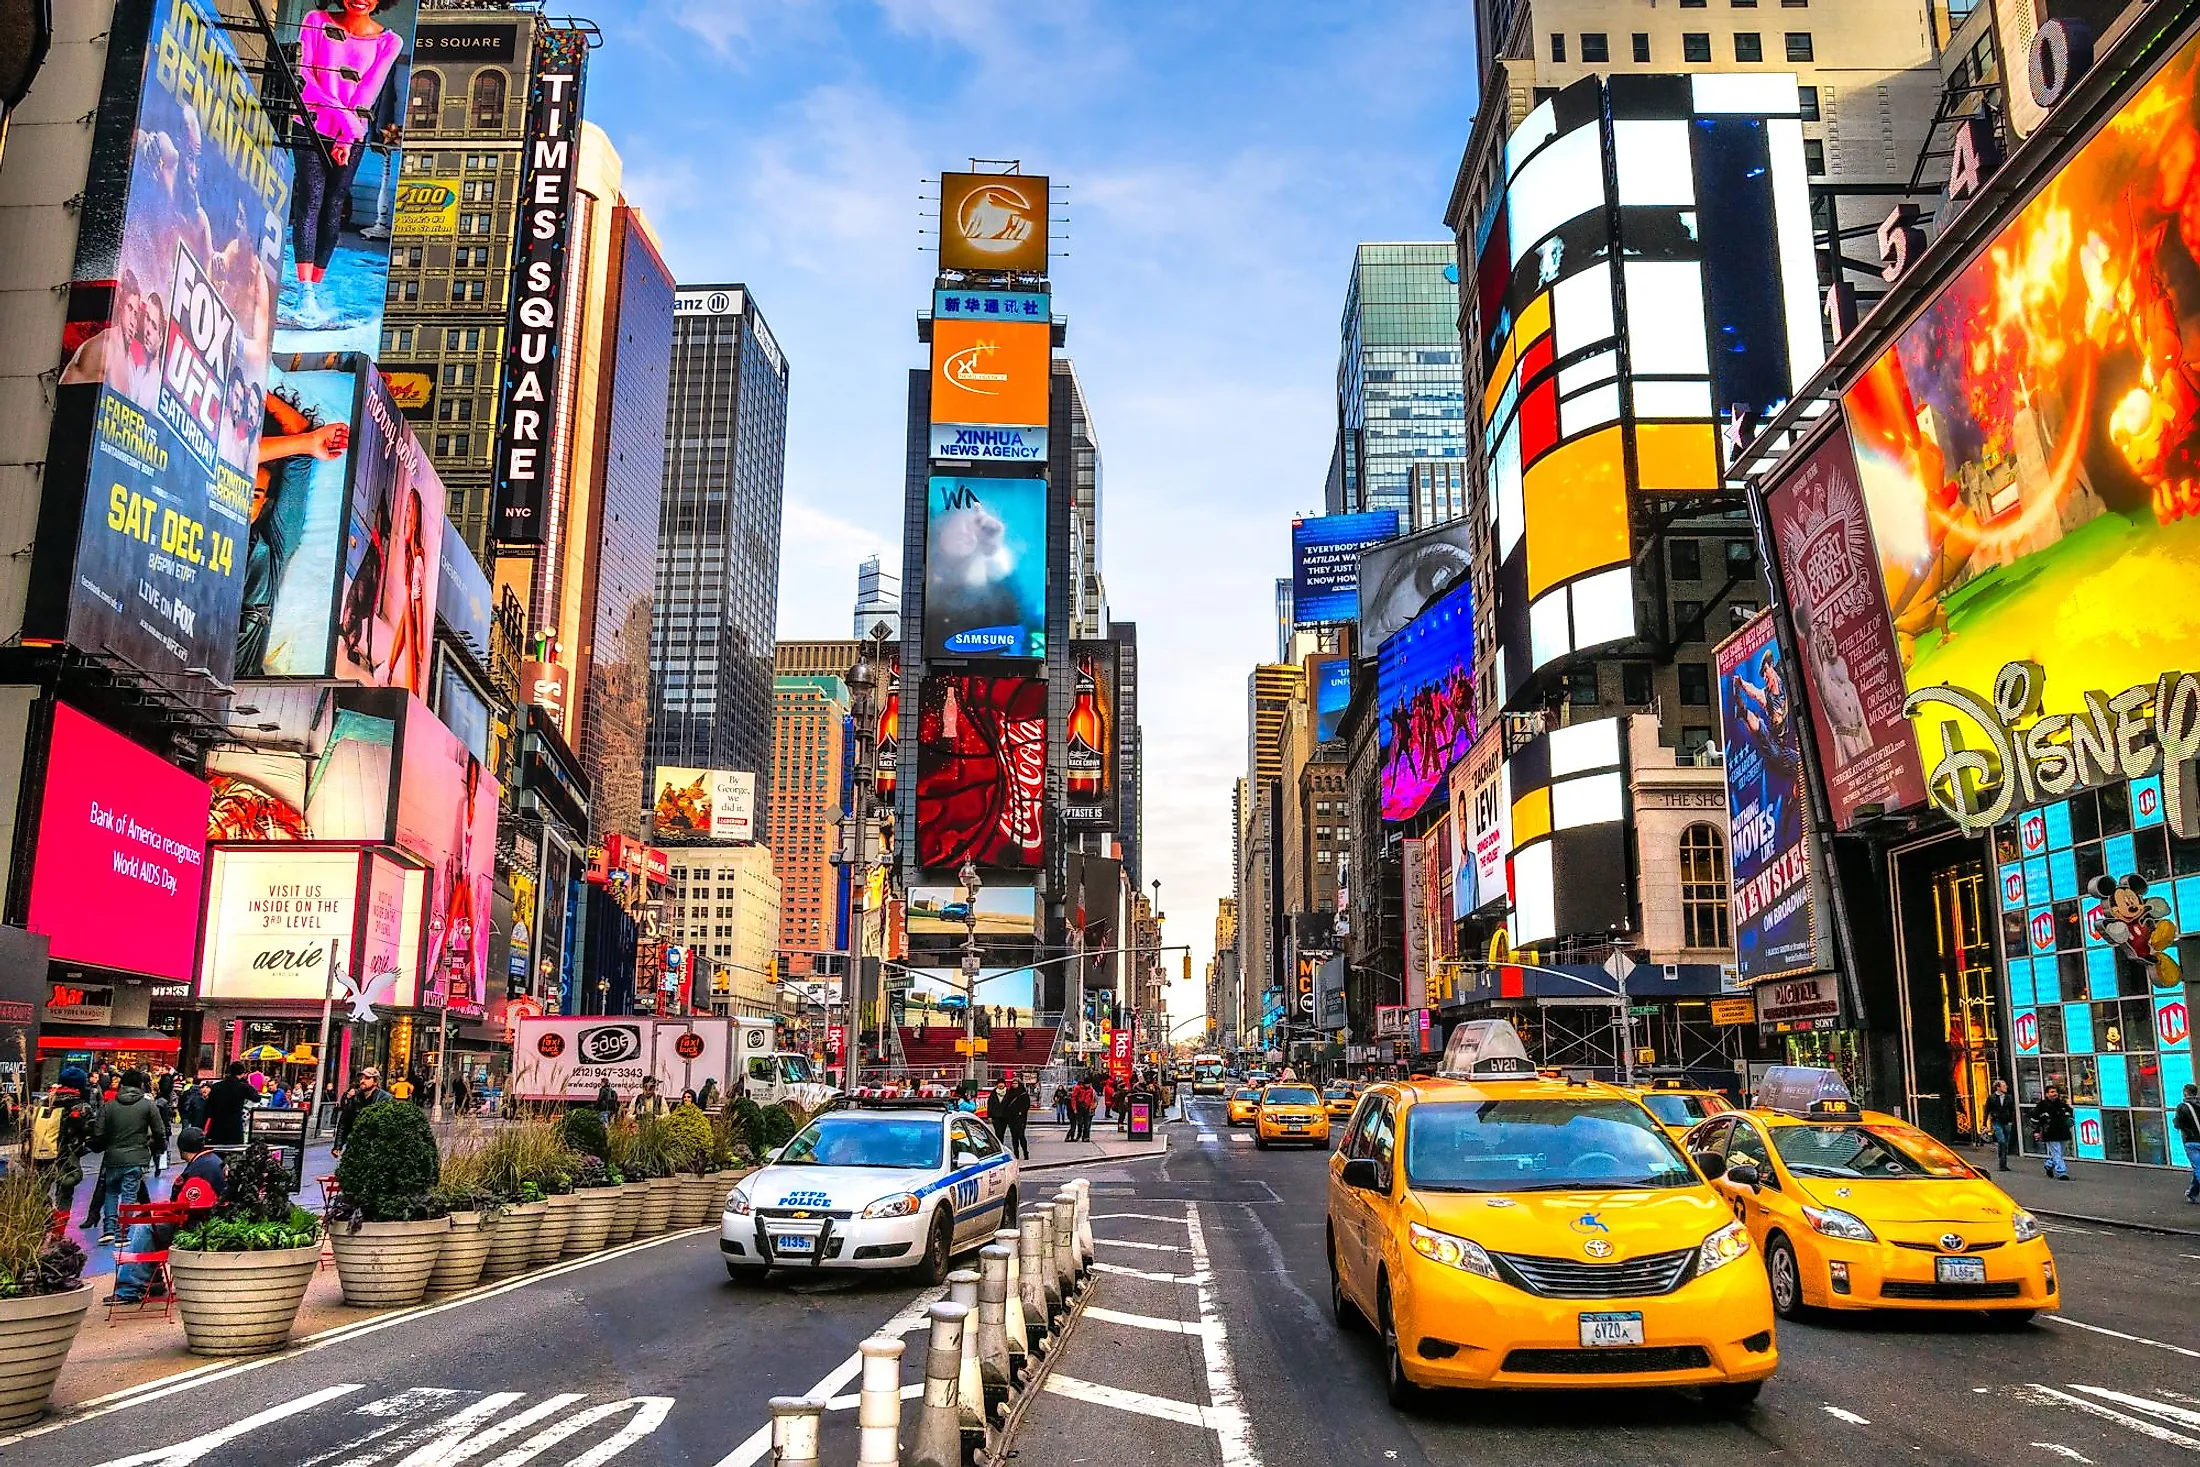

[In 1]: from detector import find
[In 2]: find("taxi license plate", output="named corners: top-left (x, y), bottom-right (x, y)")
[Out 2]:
top-left (772, 1234), bottom-right (816, 1255)
top-left (1935, 1254), bottom-right (1986, 1285)
top-left (1579, 1312), bottom-right (1645, 1347)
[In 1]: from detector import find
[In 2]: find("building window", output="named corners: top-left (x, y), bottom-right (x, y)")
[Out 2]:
top-left (1803, 138), bottom-right (1826, 175)
top-left (1680, 0), bottom-right (1707, 6)
top-left (1565, 665), bottom-right (1599, 705)
top-left (1669, 538), bottom-right (1702, 581)
top-left (1675, 599), bottom-right (1703, 635)
top-left (1731, 0), bottom-right (1757, 6)
top-left (1785, 31), bottom-right (1814, 61)
top-left (1726, 539), bottom-right (1757, 575)
top-left (1580, 32), bottom-right (1609, 62)
top-left (1734, 32), bottom-right (1763, 61)
top-left (1678, 663), bottom-right (1711, 705)
top-left (1632, 32), bottom-right (1651, 61)
top-left (470, 70), bottom-right (507, 129)
top-left (407, 69), bottom-right (441, 127)
top-left (1680, 825), bottom-right (1733, 949)
top-left (1550, 32), bottom-right (1566, 61)
top-left (1683, 32), bottom-right (1712, 61)
top-left (1798, 84), bottom-right (1819, 120)
top-left (1622, 662), bottom-right (1654, 706)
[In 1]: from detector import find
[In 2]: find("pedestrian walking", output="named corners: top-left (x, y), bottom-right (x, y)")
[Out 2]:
top-left (110, 1126), bottom-right (226, 1305)
top-left (27, 1067), bottom-right (95, 1213)
top-left (333, 1067), bottom-right (390, 1156)
top-left (1984, 1079), bottom-right (2017, 1172)
top-left (93, 1069), bottom-right (167, 1247)
top-left (633, 1076), bottom-right (667, 1117)
top-left (179, 1080), bottom-right (210, 1128)
top-left (595, 1079), bottom-right (618, 1127)
top-left (2033, 1082), bottom-right (2075, 1180)
top-left (1052, 1085), bottom-right (1069, 1125)
top-left (2177, 1084), bottom-right (2200, 1204)
top-left (204, 1061), bottom-right (257, 1147)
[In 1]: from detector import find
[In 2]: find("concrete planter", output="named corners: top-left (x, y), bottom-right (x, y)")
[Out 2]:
top-left (480, 1201), bottom-right (546, 1281)
top-left (672, 1172), bottom-right (718, 1228)
top-left (637, 1176), bottom-right (679, 1235)
top-left (0, 1284), bottom-right (92, 1430)
top-left (607, 1183), bottom-right (645, 1245)
top-left (330, 1216), bottom-right (449, 1309)
top-left (169, 1244), bottom-right (320, 1357)
top-left (529, 1192), bottom-right (577, 1267)
top-left (562, 1187), bottom-right (619, 1256)
top-left (425, 1210), bottom-right (492, 1298)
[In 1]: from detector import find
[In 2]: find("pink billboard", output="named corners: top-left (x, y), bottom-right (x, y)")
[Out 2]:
top-left (395, 695), bottom-right (497, 1017)
top-left (1764, 421), bottom-right (1927, 829)
top-left (27, 702), bottom-right (211, 981)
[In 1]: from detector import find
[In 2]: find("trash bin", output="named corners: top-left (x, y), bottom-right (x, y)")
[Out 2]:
top-left (1128, 1101), bottom-right (1152, 1140)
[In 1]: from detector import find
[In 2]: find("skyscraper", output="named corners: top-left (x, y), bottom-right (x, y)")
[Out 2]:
top-left (853, 554), bottom-right (901, 640)
top-left (1052, 360), bottom-right (1107, 639)
top-left (770, 674), bottom-right (850, 979)
top-left (1332, 244), bottom-right (1468, 519)
top-left (649, 285), bottom-right (791, 792)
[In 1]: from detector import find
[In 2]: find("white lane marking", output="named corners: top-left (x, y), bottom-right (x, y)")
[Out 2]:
top-left (295, 1390), bottom-right (464, 1467)
top-left (1230, 1134), bottom-right (1252, 1145)
top-left (1094, 1261), bottom-right (1208, 1284)
top-left (485, 1396), bottom-right (673, 1467)
top-left (708, 1285), bottom-right (944, 1467)
top-left (822, 1384), bottom-right (924, 1410)
top-left (1092, 1212), bottom-right (1191, 1225)
top-left (1043, 1375), bottom-right (1209, 1427)
top-left (90, 1385), bottom-right (366, 1467)
top-left (2048, 1316), bottom-right (2200, 1360)
top-left (1823, 1406), bottom-right (1872, 1425)
top-left (2036, 1222), bottom-right (2093, 1235)
top-left (337, 1391), bottom-right (544, 1467)
top-left (0, 1226), bottom-right (713, 1450)
top-left (2033, 1446), bottom-right (2094, 1464)
top-left (1095, 1238), bottom-right (1184, 1252)
top-left (2069, 1386), bottom-right (2200, 1430)
top-left (1083, 1305), bottom-right (1216, 1337)
top-left (1199, 1132), bottom-right (1218, 1144)
top-left (1185, 1201), bottom-right (1260, 1467)
top-left (2022, 1385), bottom-right (2200, 1449)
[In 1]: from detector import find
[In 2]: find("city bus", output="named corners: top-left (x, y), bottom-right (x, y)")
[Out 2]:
top-left (1191, 1052), bottom-right (1228, 1096)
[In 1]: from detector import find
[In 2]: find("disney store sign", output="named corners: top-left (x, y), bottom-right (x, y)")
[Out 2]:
top-left (1906, 661), bottom-right (2200, 836)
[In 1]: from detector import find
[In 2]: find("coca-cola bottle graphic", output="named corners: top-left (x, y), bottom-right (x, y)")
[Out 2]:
top-left (876, 666), bottom-right (900, 798)
top-left (1068, 656), bottom-right (1105, 799)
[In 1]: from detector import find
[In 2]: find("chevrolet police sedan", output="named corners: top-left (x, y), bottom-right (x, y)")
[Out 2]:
top-left (721, 1103), bottom-right (1019, 1284)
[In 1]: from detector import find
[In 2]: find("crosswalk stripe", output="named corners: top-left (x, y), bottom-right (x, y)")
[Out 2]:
top-left (1043, 1375), bottom-right (1224, 1428)
top-left (1094, 1262), bottom-right (1207, 1284)
top-left (1083, 1305), bottom-right (1216, 1337)
top-left (2023, 1385), bottom-right (2200, 1449)
top-left (1095, 1238), bottom-right (1184, 1252)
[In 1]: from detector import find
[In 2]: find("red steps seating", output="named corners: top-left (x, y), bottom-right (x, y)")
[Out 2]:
top-left (897, 1026), bottom-right (1057, 1074)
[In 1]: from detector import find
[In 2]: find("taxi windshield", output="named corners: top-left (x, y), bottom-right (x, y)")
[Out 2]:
top-left (1233, 1088), bottom-right (1262, 1102)
top-left (1264, 1087), bottom-right (1320, 1106)
top-left (1642, 1092), bottom-right (1722, 1126)
top-left (1324, 1087), bottom-right (1353, 1100)
top-left (1769, 1123), bottom-right (1975, 1180)
top-left (777, 1115), bottom-right (943, 1169)
top-left (1404, 1099), bottom-right (1696, 1192)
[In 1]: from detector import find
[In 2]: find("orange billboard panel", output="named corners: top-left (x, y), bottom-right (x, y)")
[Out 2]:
top-left (930, 318), bottom-right (1050, 429)
top-left (938, 172), bottom-right (1049, 273)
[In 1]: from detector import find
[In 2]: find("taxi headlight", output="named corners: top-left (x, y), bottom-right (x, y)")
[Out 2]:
top-left (1801, 1204), bottom-right (1876, 1243)
top-left (724, 1187), bottom-right (753, 1218)
top-left (2012, 1208), bottom-right (2043, 1243)
top-left (1408, 1222), bottom-right (1500, 1280)
top-left (862, 1192), bottom-right (921, 1220)
top-left (1696, 1221), bottom-right (1752, 1276)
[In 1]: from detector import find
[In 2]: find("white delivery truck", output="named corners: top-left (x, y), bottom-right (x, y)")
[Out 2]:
top-left (511, 1016), bottom-right (837, 1109)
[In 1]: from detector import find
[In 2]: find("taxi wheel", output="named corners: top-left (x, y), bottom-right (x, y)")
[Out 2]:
top-left (1326, 1231), bottom-right (1362, 1331)
top-left (915, 1211), bottom-right (954, 1285)
top-left (1255, 1135), bottom-right (1271, 1150)
top-left (1990, 1309), bottom-right (2037, 1329)
top-left (1002, 1187), bottom-right (1019, 1227)
top-left (1377, 1278), bottom-right (1426, 1410)
top-left (1701, 1381), bottom-right (1764, 1416)
top-left (1765, 1233), bottom-right (1806, 1320)
top-left (725, 1263), bottom-right (769, 1286)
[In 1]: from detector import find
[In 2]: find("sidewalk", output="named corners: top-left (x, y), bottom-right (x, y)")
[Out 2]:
top-left (1020, 1122), bottom-right (1168, 1171)
top-left (1982, 1145), bottom-right (2200, 1236)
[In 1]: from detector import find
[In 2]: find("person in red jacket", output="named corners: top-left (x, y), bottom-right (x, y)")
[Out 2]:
top-left (111, 1125), bottom-right (226, 1304)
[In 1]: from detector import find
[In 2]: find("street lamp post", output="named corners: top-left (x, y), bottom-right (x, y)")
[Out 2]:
top-left (838, 621), bottom-right (896, 1094)
top-left (958, 861), bottom-right (982, 1086)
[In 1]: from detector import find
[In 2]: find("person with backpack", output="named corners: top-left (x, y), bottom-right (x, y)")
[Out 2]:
top-left (29, 1067), bottom-right (97, 1214)
top-left (93, 1069), bottom-right (167, 1247)
top-left (2177, 1084), bottom-right (2200, 1205)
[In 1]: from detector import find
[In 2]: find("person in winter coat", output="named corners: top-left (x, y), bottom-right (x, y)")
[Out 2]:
top-left (93, 1069), bottom-right (168, 1246)
top-left (632, 1077), bottom-right (667, 1117)
top-left (2033, 1083), bottom-right (2075, 1180)
top-left (28, 1067), bottom-right (96, 1212)
top-left (333, 1067), bottom-right (390, 1155)
top-left (595, 1079), bottom-right (619, 1127)
top-left (204, 1061), bottom-right (258, 1146)
top-left (1983, 1079), bottom-right (2017, 1172)
top-left (111, 1125), bottom-right (227, 1304)
top-left (179, 1080), bottom-right (210, 1128)
top-left (2176, 1083), bottom-right (2200, 1204)
top-left (1069, 1078), bottom-right (1097, 1143)
top-left (996, 1074), bottom-right (1032, 1160)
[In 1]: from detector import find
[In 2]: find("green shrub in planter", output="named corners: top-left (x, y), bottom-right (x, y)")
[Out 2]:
top-left (333, 1101), bottom-right (444, 1223)
top-left (759, 1104), bottom-right (800, 1152)
top-left (559, 1107), bottom-right (609, 1162)
top-left (664, 1103), bottom-right (714, 1175)
top-left (730, 1096), bottom-right (768, 1160)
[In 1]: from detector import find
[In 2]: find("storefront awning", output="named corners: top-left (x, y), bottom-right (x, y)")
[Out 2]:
top-left (37, 1025), bottom-right (181, 1055)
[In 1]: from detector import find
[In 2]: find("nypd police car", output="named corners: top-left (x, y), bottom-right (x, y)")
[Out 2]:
top-left (721, 1100), bottom-right (1020, 1284)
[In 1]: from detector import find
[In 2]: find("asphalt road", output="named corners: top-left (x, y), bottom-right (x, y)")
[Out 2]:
top-left (1012, 1096), bottom-right (2200, 1467)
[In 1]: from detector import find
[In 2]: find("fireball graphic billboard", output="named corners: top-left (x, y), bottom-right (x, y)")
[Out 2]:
top-left (938, 172), bottom-right (1049, 274)
top-left (914, 674), bottom-right (1045, 872)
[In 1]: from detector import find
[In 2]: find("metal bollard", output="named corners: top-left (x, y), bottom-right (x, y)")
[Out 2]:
top-left (857, 1335), bottom-right (905, 1467)
top-left (993, 1227), bottom-right (1029, 1370)
top-left (947, 1268), bottom-right (987, 1440)
top-left (976, 1244), bottom-right (1015, 1406)
top-left (908, 1303), bottom-right (968, 1467)
top-left (1020, 1216), bottom-right (1057, 1341)
top-left (1051, 1194), bottom-right (1079, 1301)
top-left (1070, 1179), bottom-right (1095, 1270)
top-left (768, 1396), bottom-right (825, 1467)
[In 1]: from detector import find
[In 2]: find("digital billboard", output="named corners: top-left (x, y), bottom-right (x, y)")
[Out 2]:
top-left (395, 695), bottom-right (497, 1016)
top-left (1065, 641), bottom-right (1118, 829)
top-left (1358, 518), bottom-right (1474, 649)
top-left (1291, 511), bottom-right (1398, 627)
top-left (907, 886), bottom-right (1036, 937)
top-left (25, 702), bottom-right (210, 983)
top-left (1716, 612), bottom-right (1818, 981)
top-left (1377, 578), bottom-right (1477, 823)
top-left (929, 317), bottom-right (1050, 431)
top-left (914, 674), bottom-right (1045, 871)
top-left (923, 476), bottom-right (1047, 661)
top-left (937, 172), bottom-right (1049, 275)
top-left (271, 0), bottom-right (420, 358)
top-left (331, 363), bottom-right (445, 694)
top-left (930, 289), bottom-right (1051, 462)
top-left (391, 176), bottom-right (458, 240)
top-left (1502, 717), bottom-right (1630, 947)
top-left (1312, 654), bottom-right (1352, 745)
top-left (1762, 420), bottom-right (1926, 828)
top-left (206, 694), bottom-right (396, 842)
top-left (34, 0), bottom-right (292, 687)
top-left (238, 357), bottom-right (356, 678)
top-left (652, 767), bottom-right (757, 842)
top-left (199, 848), bottom-right (361, 1002)
top-left (1842, 29), bottom-right (2200, 748)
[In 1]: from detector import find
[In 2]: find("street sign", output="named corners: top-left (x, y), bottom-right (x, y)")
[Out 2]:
top-left (1602, 951), bottom-right (1637, 984)
top-left (1628, 1004), bottom-right (1659, 1017)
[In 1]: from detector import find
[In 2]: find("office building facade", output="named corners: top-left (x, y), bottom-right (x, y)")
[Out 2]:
top-left (1332, 243), bottom-right (1468, 520)
top-left (853, 554), bottom-right (901, 641)
top-left (770, 675), bottom-right (851, 978)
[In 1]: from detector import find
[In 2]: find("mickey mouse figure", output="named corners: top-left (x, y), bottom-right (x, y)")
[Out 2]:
top-left (2088, 873), bottom-right (2183, 989)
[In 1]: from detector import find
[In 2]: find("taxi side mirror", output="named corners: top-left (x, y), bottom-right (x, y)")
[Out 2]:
top-left (1725, 1162), bottom-right (1762, 1190)
top-left (1340, 1157), bottom-right (1387, 1193)
top-left (1692, 1151), bottom-right (1727, 1180)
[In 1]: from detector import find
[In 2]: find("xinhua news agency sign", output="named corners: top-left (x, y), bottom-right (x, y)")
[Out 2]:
top-left (490, 30), bottom-right (588, 544)
top-left (930, 423), bottom-right (1047, 462)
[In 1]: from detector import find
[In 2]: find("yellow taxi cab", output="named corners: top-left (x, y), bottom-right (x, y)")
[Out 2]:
top-left (1324, 1083), bottom-right (1360, 1123)
top-left (1255, 1083), bottom-right (1332, 1148)
top-left (1225, 1086), bottom-right (1262, 1127)
top-left (1635, 1079), bottom-right (1736, 1144)
top-left (1327, 1020), bottom-right (1775, 1413)
top-left (1684, 1067), bottom-right (2055, 1325)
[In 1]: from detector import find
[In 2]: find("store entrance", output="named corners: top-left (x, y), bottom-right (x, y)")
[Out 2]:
top-left (1892, 834), bottom-right (2003, 1145)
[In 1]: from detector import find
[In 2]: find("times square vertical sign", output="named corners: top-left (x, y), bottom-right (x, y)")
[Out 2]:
top-left (491, 29), bottom-right (588, 544)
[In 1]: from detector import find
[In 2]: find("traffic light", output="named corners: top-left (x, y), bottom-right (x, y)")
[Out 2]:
top-left (1182, 951), bottom-right (1191, 981)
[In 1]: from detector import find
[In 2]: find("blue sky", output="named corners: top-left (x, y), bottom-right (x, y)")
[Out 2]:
top-left (594, 1), bottom-right (1479, 1020)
